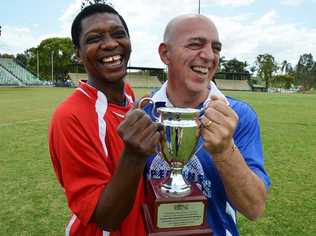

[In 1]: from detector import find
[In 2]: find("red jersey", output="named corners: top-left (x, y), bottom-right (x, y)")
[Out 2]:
top-left (48, 81), bottom-right (146, 236)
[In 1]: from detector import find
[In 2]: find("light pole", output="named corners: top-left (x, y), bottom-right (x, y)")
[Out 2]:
top-left (37, 49), bottom-right (39, 78)
top-left (198, 0), bottom-right (200, 14)
top-left (51, 50), bottom-right (63, 82)
top-left (51, 51), bottom-right (54, 82)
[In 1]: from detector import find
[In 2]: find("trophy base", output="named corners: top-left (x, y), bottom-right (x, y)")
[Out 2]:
top-left (143, 179), bottom-right (212, 236)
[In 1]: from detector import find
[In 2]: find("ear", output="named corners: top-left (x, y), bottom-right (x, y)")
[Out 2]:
top-left (158, 43), bottom-right (170, 65)
top-left (75, 48), bottom-right (82, 64)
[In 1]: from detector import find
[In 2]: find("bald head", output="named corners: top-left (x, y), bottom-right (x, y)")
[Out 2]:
top-left (163, 14), bottom-right (218, 44)
top-left (158, 13), bottom-right (221, 107)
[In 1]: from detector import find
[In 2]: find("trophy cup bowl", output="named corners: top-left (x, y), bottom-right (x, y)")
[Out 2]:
top-left (157, 107), bottom-right (201, 197)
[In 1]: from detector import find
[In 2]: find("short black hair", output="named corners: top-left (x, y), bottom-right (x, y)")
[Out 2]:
top-left (71, 3), bottom-right (130, 48)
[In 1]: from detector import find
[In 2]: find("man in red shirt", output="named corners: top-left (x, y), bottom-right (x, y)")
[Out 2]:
top-left (48, 3), bottom-right (161, 236)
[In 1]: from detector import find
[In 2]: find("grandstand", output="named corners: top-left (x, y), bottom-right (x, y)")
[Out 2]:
top-left (0, 58), bottom-right (43, 86)
top-left (0, 66), bottom-right (22, 86)
top-left (214, 72), bottom-right (252, 91)
top-left (125, 73), bottom-right (161, 88)
top-left (66, 70), bottom-right (253, 91)
top-left (215, 79), bottom-right (251, 91)
top-left (67, 67), bottom-right (163, 89)
top-left (125, 67), bottom-right (162, 89)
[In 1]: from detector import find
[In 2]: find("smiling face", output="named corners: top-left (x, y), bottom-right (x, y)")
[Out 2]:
top-left (76, 13), bottom-right (131, 85)
top-left (160, 15), bottom-right (221, 97)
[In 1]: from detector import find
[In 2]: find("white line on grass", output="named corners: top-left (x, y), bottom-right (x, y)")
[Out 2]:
top-left (0, 119), bottom-right (47, 127)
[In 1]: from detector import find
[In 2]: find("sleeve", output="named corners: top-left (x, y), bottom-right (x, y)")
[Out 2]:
top-left (49, 111), bottom-right (112, 226)
top-left (233, 103), bottom-right (271, 191)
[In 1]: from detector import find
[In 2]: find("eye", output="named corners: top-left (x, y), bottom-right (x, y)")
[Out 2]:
top-left (112, 30), bottom-right (127, 39)
top-left (86, 34), bottom-right (102, 44)
top-left (212, 43), bottom-right (222, 53)
top-left (187, 42), bottom-right (202, 50)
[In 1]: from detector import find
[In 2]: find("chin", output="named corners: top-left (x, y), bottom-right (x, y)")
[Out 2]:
top-left (108, 72), bottom-right (127, 82)
top-left (188, 81), bottom-right (208, 93)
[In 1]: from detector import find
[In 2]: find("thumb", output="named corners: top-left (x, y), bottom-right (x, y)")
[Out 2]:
top-left (210, 95), bottom-right (223, 101)
top-left (210, 95), bottom-right (228, 105)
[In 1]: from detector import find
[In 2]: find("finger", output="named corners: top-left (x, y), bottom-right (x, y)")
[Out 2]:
top-left (146, 129), bottom-right (162, 150)
top-left (125, 112), bottom-right (153, 137)
top-left (203, 107), bottom-right (226, 126)
top-left (204, 107), bottom-right (237, 134)
top-left (208, 99), bottom-right (237, 120)
top-left (138, 121), bottom-right (161, 141)
top-left (200, 115), bottom-right (217, 138)
top-left (201, 115), bottom-right (214, 127)
top-left (120, 109), bottom-right (146, 129)
top-left (136, 123), bottom-right (162, 155)
top-left (201, 124), bottom-right (217, 146)
top-left (118, 110), bottom-right (148, 138)
top-left (201, 117), bottom-right (220, 135)
top-left (208, 121), bottom-right (231, 140)
top-left (205, 96), bottom-right (228, 113)
top-left (210, 95), bottom-right (227, 103)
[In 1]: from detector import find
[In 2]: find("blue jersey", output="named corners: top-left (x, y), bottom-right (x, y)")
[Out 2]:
top-left (143, 83), bottom-right (270, 236)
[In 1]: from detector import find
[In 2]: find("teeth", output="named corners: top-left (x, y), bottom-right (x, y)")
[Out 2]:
top-left (192, 66), bottom-right (208, 74)
top-left (113, 55), bottom-right (121, 60)
top-left (112, 60), bottom-right (121, 66)
top-left (103, 57), bottom-right (113, 62)
top-left (103, 55), bottom-right (122, 63)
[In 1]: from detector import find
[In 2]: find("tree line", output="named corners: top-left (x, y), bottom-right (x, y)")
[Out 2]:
top-left (1, 37), bottom-right (315, 91)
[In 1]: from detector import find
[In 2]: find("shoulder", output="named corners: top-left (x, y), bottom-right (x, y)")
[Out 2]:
top-left (51, 89), bottom-right (94, 128)
top-left (226, 96), bottom-right (258, 122)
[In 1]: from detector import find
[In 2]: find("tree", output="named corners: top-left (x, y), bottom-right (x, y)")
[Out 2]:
top-left (26, 37), bottom-right (74, 81)
top-left (255, 54), bottom-right (278, 89)
top-left (295, 53), bottom-right (315, 90)
top-left (273, 74), bottom-right (295, 89)
top-left (81, 0), bottom-right (112, 9)
top-left (15, 53), bottom-right (27, 67)
top-left (218, 56), bottom-right (226, 72)
top-left (221, 58), bottom-right (249, 74)
top-left (0, 53), bottom-right (14, 59)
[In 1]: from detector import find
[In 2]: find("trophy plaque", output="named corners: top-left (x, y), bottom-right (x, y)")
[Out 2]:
top-left (140, 102), bottom-right (212, 236)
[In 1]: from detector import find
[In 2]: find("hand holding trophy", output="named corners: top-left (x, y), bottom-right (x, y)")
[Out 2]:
top-left (138, 97), bottom-right (212, 236)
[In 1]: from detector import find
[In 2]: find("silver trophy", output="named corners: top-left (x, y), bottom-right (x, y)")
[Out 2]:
top-left (138, 98), bottom-right (201, 197)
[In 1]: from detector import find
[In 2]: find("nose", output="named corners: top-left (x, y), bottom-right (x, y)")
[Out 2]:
top-left (100, 35), bottom-right (119, 50)
top-left (199, 45), bottom-right (215, 62)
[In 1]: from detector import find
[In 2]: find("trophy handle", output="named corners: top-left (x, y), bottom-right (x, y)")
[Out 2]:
top-left (137, 97), bottom-right (159, 121)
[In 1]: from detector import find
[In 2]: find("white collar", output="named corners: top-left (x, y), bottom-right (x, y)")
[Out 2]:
top-left (151, 80), bottom-right (229, 108)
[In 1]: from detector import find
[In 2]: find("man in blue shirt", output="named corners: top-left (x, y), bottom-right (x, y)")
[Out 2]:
top-left (144, 14), bottom-right (270, 236)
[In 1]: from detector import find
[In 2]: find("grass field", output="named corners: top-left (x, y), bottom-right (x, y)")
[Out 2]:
top-left (0, 87), bottom-right (315, 235)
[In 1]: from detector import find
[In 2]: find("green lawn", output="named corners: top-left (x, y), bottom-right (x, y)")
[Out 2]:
top-left (0, 87), bottom-right (315, 235)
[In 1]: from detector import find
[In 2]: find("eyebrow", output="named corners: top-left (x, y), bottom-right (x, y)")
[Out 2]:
top-left (84, 25), bottom-right (126, 37)
top-left (189, 37), bottom-right (222, 46)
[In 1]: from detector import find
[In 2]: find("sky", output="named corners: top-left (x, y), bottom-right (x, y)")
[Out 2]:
top-left (1, 0), bottom-right (316, 68)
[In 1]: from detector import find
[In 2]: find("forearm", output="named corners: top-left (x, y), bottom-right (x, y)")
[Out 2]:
top-left (92, 150), bottom-right (146, 231)
top-left (213, 148), bottom-right (267, 220)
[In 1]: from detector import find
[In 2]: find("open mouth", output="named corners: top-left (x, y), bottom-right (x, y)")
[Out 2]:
top-left (100, 54), bottom-right (123, 67)
top-left (191, 66), bottom-right (209, 75)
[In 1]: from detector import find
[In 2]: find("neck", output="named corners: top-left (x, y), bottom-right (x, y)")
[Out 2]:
top-left (166, 84), bottom-right (209, 108)
top-left (87, 78), bottom-right (126, 106)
